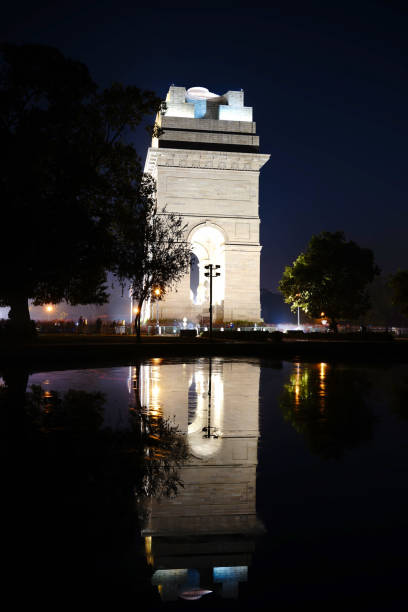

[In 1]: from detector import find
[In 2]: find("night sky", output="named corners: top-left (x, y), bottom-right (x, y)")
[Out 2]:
top-left (3, 1), bottom-right (408, 291)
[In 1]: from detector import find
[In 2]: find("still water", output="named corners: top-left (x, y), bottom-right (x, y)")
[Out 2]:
top-left (5, 358), bottom-right (408, 609)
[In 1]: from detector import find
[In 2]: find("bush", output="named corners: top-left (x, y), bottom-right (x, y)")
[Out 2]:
top-left (179, 329), bottom-right (197, 338)
top-left (201, 330), bottom-right (270, 341)
top-left (284, 330), bottom-right (305, 339)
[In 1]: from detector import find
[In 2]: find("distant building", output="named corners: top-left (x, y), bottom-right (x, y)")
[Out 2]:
top-left (144, 86), bottom-right (270, 324)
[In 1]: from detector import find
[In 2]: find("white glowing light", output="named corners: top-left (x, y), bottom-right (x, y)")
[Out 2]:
top-left (190, 225), bottom-right (225, 306)
top-left (186, 86), bottom-right (219, 100)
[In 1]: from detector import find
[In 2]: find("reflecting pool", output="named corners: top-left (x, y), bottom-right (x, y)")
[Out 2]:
top-left (3, 358), bottom-right (408, 610)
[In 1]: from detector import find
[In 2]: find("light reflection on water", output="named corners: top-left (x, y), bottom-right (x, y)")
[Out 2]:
top-left (28, 358), bottom-right (262, 602)
top-left (18, 358), bottom-right (408, 605)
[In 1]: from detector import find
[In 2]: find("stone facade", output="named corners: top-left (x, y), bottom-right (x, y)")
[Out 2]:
top-left (144, 86), bottom-right (270, 324)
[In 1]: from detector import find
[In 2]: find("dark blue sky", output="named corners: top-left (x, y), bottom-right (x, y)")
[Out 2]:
top-left (3, 1), bottom-right (408, 290)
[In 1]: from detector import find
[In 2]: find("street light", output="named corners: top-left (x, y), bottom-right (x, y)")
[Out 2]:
top-left (45, 304), bottom-right (54, 322)
top-left (154, 287), bottom-right (161, 334)
top-left (204, 264), bottom-right (220, 340)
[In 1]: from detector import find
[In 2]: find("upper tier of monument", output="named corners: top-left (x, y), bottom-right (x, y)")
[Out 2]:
top-left (153, 85), bottom-right (259, 153)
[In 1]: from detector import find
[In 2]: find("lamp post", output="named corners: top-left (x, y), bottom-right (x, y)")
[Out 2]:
top-left (204, 264), bottom-right (220, 340)
top-left (154, 287), bottom-right (160, 334)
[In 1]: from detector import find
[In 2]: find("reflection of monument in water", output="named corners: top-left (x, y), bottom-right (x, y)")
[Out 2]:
top-left (132, 358), bottom-right (263, 602)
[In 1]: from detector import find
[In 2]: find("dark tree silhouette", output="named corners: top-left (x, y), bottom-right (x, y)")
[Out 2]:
top-left (0, 43), bottom-right (162, 335)
top-left (112, 175), bottom-right (192, 340)
top-left (389, 270), bottom-right (408, 319)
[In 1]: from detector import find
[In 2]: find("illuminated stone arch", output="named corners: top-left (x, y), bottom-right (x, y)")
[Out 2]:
top-left (188, 222), bottom-right (226, 306)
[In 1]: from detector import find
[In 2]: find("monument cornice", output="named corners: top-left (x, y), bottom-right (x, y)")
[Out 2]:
top-left (144, 147), bottom-right (270, 175)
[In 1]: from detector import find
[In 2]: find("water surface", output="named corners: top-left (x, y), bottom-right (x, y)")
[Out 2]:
top-left (5, 358), bottom-right (408, 610)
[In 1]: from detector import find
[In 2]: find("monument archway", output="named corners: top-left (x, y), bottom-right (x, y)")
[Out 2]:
top-left (189, 224), bottom-right (225, 314)
top-left (144, 85), bottom-right (270, 324)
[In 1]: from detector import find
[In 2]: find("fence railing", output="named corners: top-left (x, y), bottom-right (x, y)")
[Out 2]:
top-left (27, 320), bottom-right (408, 337)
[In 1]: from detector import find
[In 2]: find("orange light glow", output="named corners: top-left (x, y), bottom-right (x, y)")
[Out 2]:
top-left (154, 288), bottom-right (160, 296)
top-left (319, 362), bottom-right (327, 412)
top-left (45, 305), bottom-right (53, 312)
top-left (294, 362), bottom-right (301, 407)
top-left (145, 536), bottom-right (154, 566)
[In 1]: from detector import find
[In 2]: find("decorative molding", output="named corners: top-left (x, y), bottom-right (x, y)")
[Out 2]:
top-left (144, 147), bottom-right (270, 175)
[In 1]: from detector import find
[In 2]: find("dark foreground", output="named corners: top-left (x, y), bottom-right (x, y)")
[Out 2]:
top-left (1, 334), bottom-right (408, 370)
top-left (4, 357), bottom-right (408, 611)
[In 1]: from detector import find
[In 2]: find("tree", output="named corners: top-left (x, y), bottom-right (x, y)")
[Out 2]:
top-left (112, 174), bottom-right (192, 340)
top-left (389, 270), bottom-right (408, 318)
top-left (362, 274), bottom-right (408, 328)
top-left (278, 231), bottom-right (379, 331)
top-left (0, 43), bottom-right (162, 334)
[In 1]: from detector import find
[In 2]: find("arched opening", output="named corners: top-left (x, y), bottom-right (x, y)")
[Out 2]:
top-left (189, 225), bottom-right (225, 307)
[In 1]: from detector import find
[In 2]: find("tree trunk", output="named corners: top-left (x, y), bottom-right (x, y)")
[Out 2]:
top-left (134, 313), bottom-right (141, 342)
top-left (7, 295), bottom-right (36, 338)
top-left (135, 299), bottom-right (145, 342)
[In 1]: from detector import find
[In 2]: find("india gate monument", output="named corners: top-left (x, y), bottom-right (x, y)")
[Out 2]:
top-left (144, 85), bottom-right (270, 324)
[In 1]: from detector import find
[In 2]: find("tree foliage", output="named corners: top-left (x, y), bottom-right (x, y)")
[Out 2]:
top-left (112, 175), bottom-right (192, 339)
top-left (362, 275), bottom-right (408, 327)
top-left (0, 43), bottom-right (162, 333)
top-left (389, 270), bottom-right (408, 318)
top-left (278, 231), bottom-right (379, 331)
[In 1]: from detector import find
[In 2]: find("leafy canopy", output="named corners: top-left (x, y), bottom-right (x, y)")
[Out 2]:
top-left (112, 174), bottom-right (192, 338)
top-left (0, 43), bottom-right (162, 327)
top-left (278, 231), bottom-right (379, 329)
